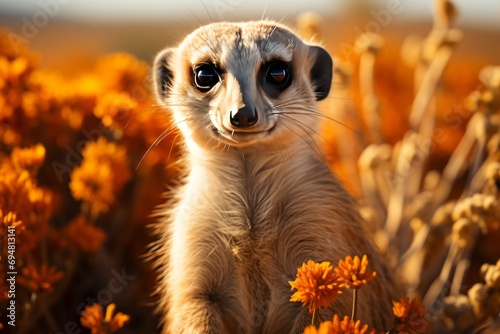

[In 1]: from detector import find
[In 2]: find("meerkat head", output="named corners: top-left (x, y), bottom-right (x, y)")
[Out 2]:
top-left (154, 21), bottom-right (332, 150)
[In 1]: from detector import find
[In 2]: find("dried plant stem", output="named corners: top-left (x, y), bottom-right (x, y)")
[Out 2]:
top-left (409, 45), bottom-right (454, 130)
top-left (468, 160), bottom-right (487, 194)
top-left (311, 308), bottom-right (317, 326)
top-left (19, 256), bottom-right (77, 333)
top-left (43, 303), bottom-right (59, 334)
top-left (385, 43), bottom-right (454, 240)
top-left (359, 163), bottom-right (387, 225)
top-left (450, 257), bottom-right (471, 296)
top-left (432, 114), bottom-right (479, 208)
top-left (406, 101), bottom-right (436, 201)
top-left (404, 43), bottom-right (454, 210)
top-left (385, 134), bottom-right (416, 239)
top-left (399, 225), bottom-right (431, 265)
top-left (450, 226), bottom-right (481, 297)
top-left (359, 51), bottom-right (382, 144)
top-left (351, 288), bottom-right (358, 320)
top-left (423, 242), bottom-right (459, 306)
top-left (465, 116), bottom-right (487, 193)
top-left (472, 320), bottom-right (497, 334)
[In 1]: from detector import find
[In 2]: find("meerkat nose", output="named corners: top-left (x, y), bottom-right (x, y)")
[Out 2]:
top-left (230, 106), bottom-right (258, 128)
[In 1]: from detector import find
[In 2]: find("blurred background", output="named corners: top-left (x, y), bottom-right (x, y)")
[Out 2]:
top-left (1, 0), bottom-right (499, 66)
top-left (1, 0), bottom-right (500, 333)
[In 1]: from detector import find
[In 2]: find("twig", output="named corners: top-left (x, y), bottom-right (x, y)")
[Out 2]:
top-left (431, 114), bottom-right (479, 209)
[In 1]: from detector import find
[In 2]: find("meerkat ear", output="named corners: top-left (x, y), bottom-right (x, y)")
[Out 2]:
top-left (153, 48), bottom-right (176, 100)
top-left (309, 46), bottom-right (333, 101)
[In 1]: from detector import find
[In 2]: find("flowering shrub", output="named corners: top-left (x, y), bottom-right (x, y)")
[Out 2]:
top-left (0, 27), bottom-right (177, 333)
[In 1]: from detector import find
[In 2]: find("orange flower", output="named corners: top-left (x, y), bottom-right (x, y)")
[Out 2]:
top-left (335, 255), bottom-right (377, 289)
top-left (78, 137), bottom-right (131, 191)
top-left (304, 321), bottom-right (334, 334)
top-left (0, 161), bottom-right (52, 253)
top-left (303, 315), bottom-right (377, 334)
top-left (10, 143), bottom-right (45, 173)
top-left (289, 260), bottom-right (344, 313)
top-left (95, 52), bottom-right (148, 94)
top-left (1, 210), bottom-right (23, 231)
top-left (69, 137), bottom-right (131, 217)
top-left (392, 297), bottom-right (429, 334)
top-left (70, 160), bottom-right (115, 217)
top-left (59, 215), bottom-right (107, 253)
top-left (93, 91), bottom-right (137, 130)
top-left (18, 263), bottom-right (63, 293)
top-left (80, 303), bottom-right (130, 334)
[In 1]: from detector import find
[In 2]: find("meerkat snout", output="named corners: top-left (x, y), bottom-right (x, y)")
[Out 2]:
top-left (230, 104), bottom-right (258, 128)
top-left (153, 21), bottom-right (333, 148)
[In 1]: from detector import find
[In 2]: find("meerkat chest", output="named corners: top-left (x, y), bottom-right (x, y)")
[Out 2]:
top-left (180, 158), bottom-right (284, 250)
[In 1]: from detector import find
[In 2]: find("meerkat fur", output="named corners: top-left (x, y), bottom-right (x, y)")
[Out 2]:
top-left (152, 20), bottom-right (396, 334)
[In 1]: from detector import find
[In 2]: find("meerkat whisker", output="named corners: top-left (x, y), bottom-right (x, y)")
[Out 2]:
top-left (276, 115), bottom-right (329, 166)
top-left (151, 20), bottom-right (396, 334)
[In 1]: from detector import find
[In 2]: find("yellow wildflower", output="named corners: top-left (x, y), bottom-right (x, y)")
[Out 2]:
top-left (335, 255), bottom-right (376, 289)
top-left (80, 303), bottom-right (130, 334)
top-left (290, 260), bottom-right (343, 313)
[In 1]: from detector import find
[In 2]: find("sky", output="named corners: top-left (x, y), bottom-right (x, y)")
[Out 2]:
top-left (0, 0), bottom-right (499, 27)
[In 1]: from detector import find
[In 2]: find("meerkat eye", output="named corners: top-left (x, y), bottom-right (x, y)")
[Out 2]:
top-left (194, 63), bottom-right (220, 92)
top-left (265, 61), bottom-right (291, 89)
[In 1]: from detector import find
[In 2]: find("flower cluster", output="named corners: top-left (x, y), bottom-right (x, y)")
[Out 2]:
top-left (290, 260), bottom-right (344, 313)
top-left (335, 255), bottom-right (377, 289)
top-left (0, 27), bottom-right (176, 332)
top-left (467, 260), bottom-right (500, 321)
top-left (69, 138), bottom-right (131, 217)
top-left (0, 144), bottom-right (53, 254)
top-left (17, 264), bottom-right (63, 293)
top-left (291, 257), bottom-right (429, 333)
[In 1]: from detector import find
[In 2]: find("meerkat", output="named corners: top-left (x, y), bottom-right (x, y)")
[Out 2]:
top-left (152, 20), bottom-right (396, 334)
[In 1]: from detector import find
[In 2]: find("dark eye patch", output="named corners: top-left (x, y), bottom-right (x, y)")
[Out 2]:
top-left (261, 61), bottom-right (292, 98)
top-left (193, 63), bottom-right (221, 92)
